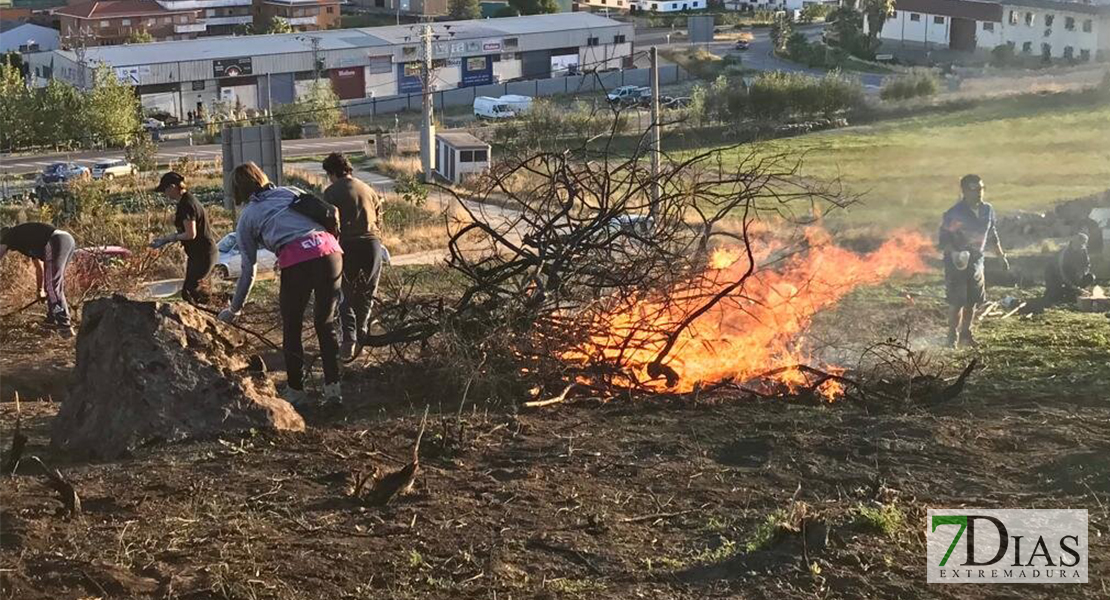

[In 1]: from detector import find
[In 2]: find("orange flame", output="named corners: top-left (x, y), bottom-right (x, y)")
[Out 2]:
top-left (564, 229), bottom-right (932, 397)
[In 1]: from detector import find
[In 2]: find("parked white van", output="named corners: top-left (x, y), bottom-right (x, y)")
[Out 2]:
top-left (474, 96), bottom-right (514, 119)
top-left (498, 95), bottom-right (533, 115)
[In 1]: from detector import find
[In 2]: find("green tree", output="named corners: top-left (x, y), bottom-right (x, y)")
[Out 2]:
top-left (83, 65), bottom-right (142, 148)
top-left (770, 13), bottom-right (794, 53)
top-left (860, 0), bottom-right (894, 48)
top-left (274, 81), bottom-right (341, 137)
top-left (266, 16), bottom-right (294, 34)
top-left (448, 0), bottom-right (481, 20)
top-left (0, 62), bottom-right (32, 150)
top-left (127, 29), bottom-right (154, 44)
top-left (507, 0), bottom-right (559, 16)
top-left (34, 78), bottom-right (83, 150)
top-left (125, 131), bottom-right (158, 173)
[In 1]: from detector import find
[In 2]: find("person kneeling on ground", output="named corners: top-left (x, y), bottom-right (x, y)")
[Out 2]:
top-left (321, 152), bottom-right (384, 361)
top-left (0, 222), bottom-right (77, 336)
top-left (219, 162), bottom-right (344, 406)
top-left (1043, 233), bottom-right (1096, 305)
top-left (150, 171), bottom-right (218, 304)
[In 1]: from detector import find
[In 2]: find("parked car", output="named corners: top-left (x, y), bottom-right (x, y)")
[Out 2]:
top-left (498, 94), bottom-right (533, 115)
top-left (72, 245), bottom-right (132, 288)
top-left (37, 162), bottom-right (90, 185)
top-left (92, 159), bottom-right (138, 181)
top-left (607, 85), bottom-right (650, 105)
top-left (663, 96), bottom-right (692, 109)
top-left (474, 96), bottom-right (515, 120)
top-left (213, 232), bottom-right (278, 279)
top-left (143, 117), bottom-right (165, 131)
top-left (734, 39), bottom-right (751, 51)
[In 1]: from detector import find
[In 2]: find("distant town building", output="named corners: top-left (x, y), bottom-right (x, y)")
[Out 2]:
top-left (27, 13), bottom-right (633, 119)
top-left (348, 0), bottom-right (448, 17)
top-left (253, 0), bottom-right (341, 32)
top-left (0, 19), bottom-right (60, 52)
top-left (872, 0), bottom-right (1109, 61)
top-left (55, 0), bottom-right (202, 44)
top-left (577, 0), bottom-right (706, 12)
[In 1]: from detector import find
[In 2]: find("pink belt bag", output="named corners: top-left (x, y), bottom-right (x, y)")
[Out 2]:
top-left (277, 232), bottom-right (342, 269)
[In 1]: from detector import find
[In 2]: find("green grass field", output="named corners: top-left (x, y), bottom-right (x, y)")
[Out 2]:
top-left (731, 95), bottom-right (1110, 231)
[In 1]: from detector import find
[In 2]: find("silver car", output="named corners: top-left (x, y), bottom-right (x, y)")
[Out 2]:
top-left (92, 159), bottom-right (138, 181)
top-left (213, 232), bottom-right (279, 279)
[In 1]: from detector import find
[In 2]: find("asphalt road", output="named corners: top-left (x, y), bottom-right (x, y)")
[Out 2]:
top-left (0, 135), bottom-right (372, 177)
top-left (637, 25), bottom-right (887, 90)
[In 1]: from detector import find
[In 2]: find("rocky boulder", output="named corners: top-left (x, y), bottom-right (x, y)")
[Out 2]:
top-left (53, 296), bottom-right (304, 459)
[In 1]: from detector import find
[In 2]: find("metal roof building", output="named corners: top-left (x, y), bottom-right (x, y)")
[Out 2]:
top-left (28, 13), bottom-right (633, 120)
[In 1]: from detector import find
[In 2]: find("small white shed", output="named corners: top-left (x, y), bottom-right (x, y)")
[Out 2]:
top-left (434, 132), bottom-right (490, 184)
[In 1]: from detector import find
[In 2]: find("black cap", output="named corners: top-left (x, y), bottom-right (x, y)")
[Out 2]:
top-left (155, 171), bottom-right (185, 193)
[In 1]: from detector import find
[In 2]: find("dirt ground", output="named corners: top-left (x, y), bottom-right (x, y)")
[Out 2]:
top-left (1, 277), bottom-right (1108, 599)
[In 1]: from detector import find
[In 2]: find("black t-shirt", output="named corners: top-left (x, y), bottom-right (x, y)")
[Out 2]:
top-left (174, 191), bottom-right (214, 253)
top-left (1, 222), bottom-right (56, 259)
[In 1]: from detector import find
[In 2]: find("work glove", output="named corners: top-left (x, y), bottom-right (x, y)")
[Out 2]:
top-left (217, 308), bottom-right (240, 324)
top-left (150, 236), bottom-right (171, 249)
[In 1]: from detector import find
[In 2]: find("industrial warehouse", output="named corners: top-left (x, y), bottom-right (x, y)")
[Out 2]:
top-left (26, 12), bottom-right (634, 120)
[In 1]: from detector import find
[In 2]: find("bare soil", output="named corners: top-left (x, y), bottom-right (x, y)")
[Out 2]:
top-left (2, 319), bottom-right (1108, 599)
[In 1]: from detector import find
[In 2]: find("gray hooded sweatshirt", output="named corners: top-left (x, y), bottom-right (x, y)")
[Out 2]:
top-left (230, 185), bottom-right (327, 312)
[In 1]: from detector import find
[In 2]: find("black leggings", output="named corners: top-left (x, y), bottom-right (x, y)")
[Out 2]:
top-left (279, 252), bottom-right (342, 390)
top-left (182, 242), bottom-right (217, 303)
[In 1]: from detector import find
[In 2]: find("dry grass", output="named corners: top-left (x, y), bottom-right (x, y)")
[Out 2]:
top-left (372, 154), bottom-right (422, 180)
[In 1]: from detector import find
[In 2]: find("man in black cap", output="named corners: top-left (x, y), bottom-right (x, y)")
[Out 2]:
top-left (0, 221), bottom-right (77, 336)
top-left (151, 171), bottom-right (217, 303)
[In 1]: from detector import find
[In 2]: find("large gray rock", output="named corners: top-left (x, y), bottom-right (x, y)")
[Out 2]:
top-left (53, 296), bottom-right (304, 459)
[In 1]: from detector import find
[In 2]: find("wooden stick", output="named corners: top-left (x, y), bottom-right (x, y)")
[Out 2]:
top-left (999, 301), bottom-right (1027, 320)
top-left (524, 383), bottom-right (576, 408)
top-left (27, 456), bottom-right (81, 517)
top-left (977, 301), bottom-right (1000, 321)
top-left (3, 392), bottom-right (27, 476)
top-left (619, 509), bottom-right (696, 523)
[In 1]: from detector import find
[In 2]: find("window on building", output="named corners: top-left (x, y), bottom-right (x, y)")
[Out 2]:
top-left (1022, 41), bottom-right (1032, 53)
top-left (1045, 14), bottom-right (1053, 27)
top-left (504, 37), bottom-right (518, 48)
top-left (909, 13), bottom-right (920, 22)
top-left (600, 0), bottom-right (606, 4)
top-left (1042, 42), bottom-right (1051, 56)
top-left (1063, 45), bottom-right (1073, 59)
top-left (982, 21), bottom-right (994, 31)
top-left (1009, 10), bottom-right (1017, 25)
top-left (614, 34), bottom-right (626, 44)
top-left (1080, 48), bottom-right (1090, 61)
top-left (326, 6), bottom-right (334, 13)
top-left (1083, 19), bottom-right (1092, 32)
top-left (587, 36), bottom-right (599, 46)
top-left (1064, 16), bottom-right (1074, 30)
top-left (1025, 12), bottom-right (1034, 26)
top-left (933, 15), bottom-right (944, 24)
top-left (460, 150), bottom-right (473, 162)
top-left (100, 20), bottom-right (110, 27)
top-left (121, 18), bottom-right (131, 25)
top-left (206, 8), bottom-right (215, 16)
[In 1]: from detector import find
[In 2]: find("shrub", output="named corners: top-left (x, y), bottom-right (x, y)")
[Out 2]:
top-left (990, 43), bottom-right (1017, 68)
top-left (880, 69), bottom-right (939, 101)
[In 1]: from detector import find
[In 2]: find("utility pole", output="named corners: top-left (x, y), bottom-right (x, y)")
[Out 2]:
top-left (420, 23), bottom-right (435, 184)
top-left (649, 46), bottom-right (661, 211)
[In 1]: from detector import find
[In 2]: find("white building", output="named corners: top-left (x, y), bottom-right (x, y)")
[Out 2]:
top-left (26, 13), bottom-right (634, 119)
top-left (872, 0), bottom-right (1109, 61)
top-left (725, 0), bottom-right (821, 12)
top-left (578, 0), bottom-right (706, 11)
top-left (0, 21), bottom-right (61, 54)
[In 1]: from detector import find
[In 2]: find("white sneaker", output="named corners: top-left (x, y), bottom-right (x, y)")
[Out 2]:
top-left (281, 386), bottom-right (309, 407)
top-left (323, 382), bottom-right (343, 405)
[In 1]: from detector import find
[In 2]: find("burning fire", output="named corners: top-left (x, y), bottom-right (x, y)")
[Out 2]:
top-left (565, 228), bottom-right (932, 399)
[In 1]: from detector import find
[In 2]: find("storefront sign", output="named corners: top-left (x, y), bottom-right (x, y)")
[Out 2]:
top-left (213, 57), bottom-right (253, 78)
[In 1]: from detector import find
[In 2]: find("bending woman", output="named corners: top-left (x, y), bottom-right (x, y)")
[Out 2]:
top-left (218, 162), bottom-right (344, 406)
top-left (151, 171), bottom-right (217, 303)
